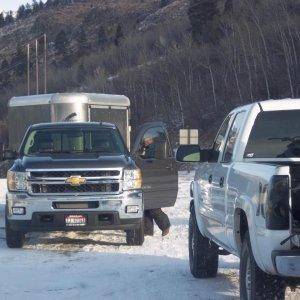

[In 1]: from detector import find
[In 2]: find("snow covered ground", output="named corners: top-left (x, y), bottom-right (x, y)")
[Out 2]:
top-left (0, 173), bottom-right (297, 299)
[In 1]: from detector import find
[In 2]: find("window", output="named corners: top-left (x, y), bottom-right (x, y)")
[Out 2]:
top-left (140, 127), bottom-right (168, 159)
top-left (22, 128), bottom-right (127, 156)
top-left (212, 115), bottom-right (232, 153)
top-left (245, 110), bottom-right (300, 158)
top-left (222, 112), bottom-right (246, 162)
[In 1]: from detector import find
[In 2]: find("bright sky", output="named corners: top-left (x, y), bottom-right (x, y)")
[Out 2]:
top-left (0, 0), bottom-right (34, 12)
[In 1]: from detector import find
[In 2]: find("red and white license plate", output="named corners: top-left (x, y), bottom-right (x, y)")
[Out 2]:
top-left (65, 215), bottom-right (86, 227)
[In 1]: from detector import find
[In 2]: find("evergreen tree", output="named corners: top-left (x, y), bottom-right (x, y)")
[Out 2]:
top-left (32, 0), bottom-right (40, 13)
top-left (76, 28), bottom-right (90, 56)
top-left (76, 64), bottom-right (87, 84)
top-left (114, 24), bottom-right (124, 46)
top-left (0, 13), bottom-right (5, 28)
top-left (17, 5), bottom-right (26, 19)
top-left (188, 0), bottom-right (222, 44)
top-left (160, 0), bottom-right (170, 8)
top-left (54, 30), bottom-right (69, 55)
top-left (11, 44), bottom-right (27, 77)
top-left (0, 60), bottom-right (10, 89)
top-left (4, 11), bottom-right (15, 25)
top-left (97, 26), bottom-right (107, 49)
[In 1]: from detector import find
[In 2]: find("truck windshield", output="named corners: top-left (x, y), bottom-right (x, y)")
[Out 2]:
top-left (245, 110), bottom-right (300, 158)
top-left (22, 128), bottom-right (127, 156)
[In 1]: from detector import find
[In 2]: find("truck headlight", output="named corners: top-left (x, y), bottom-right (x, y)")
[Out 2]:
top-left (123, 169), bottom-right (142, 190)
top-left (7, 171), bottom-right (27, 192)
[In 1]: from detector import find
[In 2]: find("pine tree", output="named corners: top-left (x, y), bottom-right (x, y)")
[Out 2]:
top-left (76, 28), bottom-right (90, 56)
top-left (4, 11), bottom-right (15, 25)
top-left (188, 0), bottom-right (222, 44)
top-left (32, 0), bottom-right (40, 13)
top-left (17, 5), bottom-right (26, 19)
top-left (77, 64), bottom-right (87, 84)
top-left (0, 13), bottom-right (5, 28)
top-left (160, 0), bottom-right (170, 8)
top-left (0, 60), bottom-right (10, 89)
top-left (97, 26), bottom-right (107, 49)
top-left (54, 30), bottom-right (69, 55)
top-left (114, 24), bottom-right (124, 46)
top-left (11, 44), bottom-right (27, 77)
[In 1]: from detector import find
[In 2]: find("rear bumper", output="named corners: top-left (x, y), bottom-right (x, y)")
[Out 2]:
top-left (7, 211), bottom-right (142, 232)
top-left (272, 250), bottom-right (300, 277)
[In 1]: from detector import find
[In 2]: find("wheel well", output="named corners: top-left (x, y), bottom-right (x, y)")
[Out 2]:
top-left (234, 208), bottom-right (248, 255)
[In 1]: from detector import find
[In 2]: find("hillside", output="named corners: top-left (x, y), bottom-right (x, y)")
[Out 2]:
top-left (0, 0), bottom-right (299, 144)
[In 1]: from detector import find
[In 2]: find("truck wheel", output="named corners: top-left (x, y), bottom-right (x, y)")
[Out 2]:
top-left (189, 208), bottom-right (218, 278)
top-left (5, 217), bottom-right (25, 249)
top-left (126, 220), bottom-right (145, 246)
top-left (240, 231), bottom-right (285, 300)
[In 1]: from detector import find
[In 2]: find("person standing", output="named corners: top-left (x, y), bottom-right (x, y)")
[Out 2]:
top-left (140, 133), bottom-right (171, 236)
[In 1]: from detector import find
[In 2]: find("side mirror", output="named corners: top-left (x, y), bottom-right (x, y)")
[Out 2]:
top-left (176, 145), bottom-right (201, 162)
top-left (176, 145), bottom-right (217, 163)
top-left (3, 149), bottom-right (18, 161)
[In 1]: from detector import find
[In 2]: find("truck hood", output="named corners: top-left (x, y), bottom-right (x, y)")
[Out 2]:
top-left (11, 154), bottom-right (135, 172)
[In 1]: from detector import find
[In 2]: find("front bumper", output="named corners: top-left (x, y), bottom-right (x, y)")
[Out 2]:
top-left (272, 250), bottom-right (300, 277)
top-left (6, 190), bottom-right (143, 232)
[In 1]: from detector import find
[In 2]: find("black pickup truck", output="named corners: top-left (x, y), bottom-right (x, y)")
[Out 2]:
top-left (5, 122), bottom-right (178, 248)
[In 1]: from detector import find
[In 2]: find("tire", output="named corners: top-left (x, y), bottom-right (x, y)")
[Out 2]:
top-left (240, 231), bottom-right (285, 300)
top-left (189, 207), bottom-right (218, 278)
top-left (5, 215), bottom-right (25, 249)
top-left (126, 220), bottom-right (145, 246)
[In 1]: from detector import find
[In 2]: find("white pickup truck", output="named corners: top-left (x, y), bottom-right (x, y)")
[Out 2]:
top-left (177, 99), bottom-right (300, 299)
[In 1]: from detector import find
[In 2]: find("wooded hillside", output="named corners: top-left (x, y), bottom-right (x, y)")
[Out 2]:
top-left (0, 0), bottom-right (299, 142)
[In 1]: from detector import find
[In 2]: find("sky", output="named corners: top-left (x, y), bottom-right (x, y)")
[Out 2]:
top-left (0, 0), bottom-right (37, 12)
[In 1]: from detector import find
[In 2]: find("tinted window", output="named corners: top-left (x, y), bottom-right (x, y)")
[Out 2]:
top-left (22, 128), bottom-right (126, 156)
top-left (223, 112), bottom-right (246, 162)
top-left (140, 127), bottom-right (168, 159)
top-left (213, 115), bottom-right (232, 153)
top-left (245, 110), bottom-right (300, 158)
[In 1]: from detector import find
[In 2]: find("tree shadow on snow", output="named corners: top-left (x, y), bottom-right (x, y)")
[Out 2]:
top-left (26, 232), bottom-right (127, 248)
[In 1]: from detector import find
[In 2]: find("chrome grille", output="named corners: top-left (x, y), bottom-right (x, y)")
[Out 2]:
top-left (30, 170), bottom-right (120, 178)
top-left (32, 183), bottom-right (119, 194)
top-left (27, 169), bottom-right (122, 195)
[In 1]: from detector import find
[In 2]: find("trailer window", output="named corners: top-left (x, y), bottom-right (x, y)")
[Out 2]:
top-left (22, 128), bottom-right (127, 156)
top-left (245, 110), bottom-right (300, 158)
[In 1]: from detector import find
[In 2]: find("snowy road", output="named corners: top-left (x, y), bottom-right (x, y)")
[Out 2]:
top-left (0, 173), bottom-right (240, 299)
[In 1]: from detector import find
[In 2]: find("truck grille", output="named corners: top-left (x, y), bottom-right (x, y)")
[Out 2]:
top-left (32, 183), bottom-right (119, 194)
top-left (27, 169), bottom-right (122, 195)
top-left (30, 170), bottom-right (120, 178)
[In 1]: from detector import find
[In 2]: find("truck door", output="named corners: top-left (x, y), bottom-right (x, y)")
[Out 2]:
top-left (211, 111), bottom-right (246, 246)
top-left (204, 115), bottom-right (232, 239)
top-left (132, 123), bottom-right (178, 210)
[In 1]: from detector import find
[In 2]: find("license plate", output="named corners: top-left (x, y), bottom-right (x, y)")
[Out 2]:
top-left (65, 215), bottom-right (86, 227)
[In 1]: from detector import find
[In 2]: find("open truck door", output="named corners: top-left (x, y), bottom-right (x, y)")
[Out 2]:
top-left (131, 122), bottom-right (178, 210)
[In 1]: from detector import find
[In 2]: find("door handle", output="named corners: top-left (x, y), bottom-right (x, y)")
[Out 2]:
top-left (219, 177), bottom-right (225, 188)
top-left (208, 175), bottom-right (213, 184)
top-left (166, 166), bottom-right (172, 170)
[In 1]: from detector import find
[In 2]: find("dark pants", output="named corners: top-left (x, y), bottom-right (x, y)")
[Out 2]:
top-left (144, 209), bottom-right (170, 235)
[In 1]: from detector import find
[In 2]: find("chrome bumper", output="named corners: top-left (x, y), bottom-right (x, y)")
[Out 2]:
top-left (6, 190), bottom-right (143, 221)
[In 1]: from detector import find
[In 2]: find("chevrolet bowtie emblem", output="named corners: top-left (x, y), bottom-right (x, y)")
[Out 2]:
top-left (65, 176), bottom-right (87, 186)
